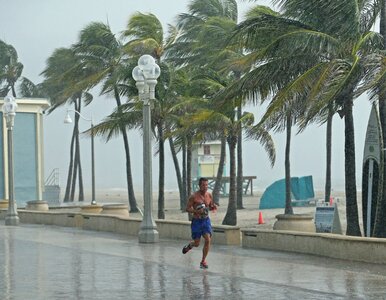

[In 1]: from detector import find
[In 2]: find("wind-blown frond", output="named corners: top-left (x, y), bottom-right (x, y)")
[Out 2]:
top-left (245, 125), bottom-right (276, 167)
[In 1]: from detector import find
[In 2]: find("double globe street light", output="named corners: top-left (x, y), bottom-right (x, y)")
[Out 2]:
top-left (2, 95), bottom-right (19, 226)
top-left (132, 54), bottom-right (161, 243)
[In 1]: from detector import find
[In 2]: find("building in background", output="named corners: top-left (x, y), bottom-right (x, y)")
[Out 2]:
top-left (191, 140), bottom-right (256, 196)
top-left (0, 98), bottom-right (50, 207)
top-left (191, 140), bottom-right (225, 179)
top-left (191, 141), bottom-right (229, 194)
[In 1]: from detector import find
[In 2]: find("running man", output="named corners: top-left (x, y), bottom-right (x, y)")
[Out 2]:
top-left (182, 177), bottom-right (217, 269)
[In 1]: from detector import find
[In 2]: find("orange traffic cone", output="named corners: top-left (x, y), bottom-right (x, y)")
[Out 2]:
top-left (258, 211), bottom-right (265, 224)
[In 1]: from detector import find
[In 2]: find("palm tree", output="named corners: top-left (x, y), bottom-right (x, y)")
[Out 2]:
top-left (92, 61), bottom-right (185, 219)
top-left (184, 93), bottom-right (275, 225)
top-left (263, 100), bottom-right (304, 215)
top-left (170, 62), bottom-right (276, 225)
top-left (73, 22), bottom-right (139, 212)
top-left (0, 40), bottom-right (47, 99)
top-left (164, 66), bottom-right (203, 210)
top-left (167, 0), bottom-right (255, 209)
top-left (41, 47), bottom-right (93, 202)
top-left (18, 77), bottom-right (45, 98)
top-left (122, 12), bottom-right (187, 219)
top-left (227, 1), bottom-right (384, 235)
top-left (212, 136), bottom-right (227, 205)
top-left (0, 40), bottom-right (24, 97)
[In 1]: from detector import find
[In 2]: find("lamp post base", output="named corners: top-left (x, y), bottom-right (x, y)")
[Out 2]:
top-left (138, 227), bottom-right (159, 243)
top-left (5, 214), bottom-right (19, 226)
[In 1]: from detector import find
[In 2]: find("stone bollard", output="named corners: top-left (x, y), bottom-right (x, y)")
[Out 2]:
top-left (101, 204), bottom-right (129, 216)
top-left (273, 213), bottom-right (316, 232)
top-left (0, 199), bottom-right (9, 209)
top-left (26, 200), bottom-right (49, 211)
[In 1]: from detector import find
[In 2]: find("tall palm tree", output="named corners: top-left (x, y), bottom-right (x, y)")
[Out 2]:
top-left (122, 12), bottom-right (185, 219)
top-left (92, 61), bottom-right (183, 219)
top-left (167, 0), bottom-right (254, 209)
top-left (0, 40), bottom-right (45, 99)
top-left (0, 40), bottom-right (24, 97)
top-left (41, 47), bottom-right (93, 202)
top-left (280, 0), bottom-right (384, 236)
top-left (170, 62), bottom-right (276, 225)
top-left (73, 22), bottom-right (139, 212)
top-left (185, 94), bottom-right (275, 225)
top-left (164, 66), bottom-right (203, 210)
top-left (262, 99), bottom-right (304, 215)
top-left (226, 1), bottom-right (384, 236)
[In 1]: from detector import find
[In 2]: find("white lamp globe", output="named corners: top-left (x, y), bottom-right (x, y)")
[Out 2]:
top-left (150, 64), bottom-right (161, 79)
top-left (132, 66), bottom-right (144, 82)
top-left (138, 55), bottom-right (156, 72)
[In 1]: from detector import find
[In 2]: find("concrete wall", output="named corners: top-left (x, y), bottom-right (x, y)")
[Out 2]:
top-left (242, 229), bottom-right (386, 264)
top-left (0, 209), bottom-right (240, 246)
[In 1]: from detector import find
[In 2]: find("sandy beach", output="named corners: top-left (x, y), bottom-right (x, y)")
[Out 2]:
top-left (91, 189), bottom-right (363, 235)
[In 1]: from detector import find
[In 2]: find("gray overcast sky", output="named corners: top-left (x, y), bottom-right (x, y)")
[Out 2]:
top-left (0, 0), bottom-right (371, 194)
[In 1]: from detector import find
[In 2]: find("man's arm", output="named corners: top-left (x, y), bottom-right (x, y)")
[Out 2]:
top-left (185, 195), bottom-right (195, 214)
top-left (208, 193), bottom-right (217, 211)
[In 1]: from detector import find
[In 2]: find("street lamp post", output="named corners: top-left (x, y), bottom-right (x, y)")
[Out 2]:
top-left (64, 110), bottom-right (96, 205)
top-left (132, 54), bottom-right (160, 243)
top-left (3, 95), bottom-right (19, 226)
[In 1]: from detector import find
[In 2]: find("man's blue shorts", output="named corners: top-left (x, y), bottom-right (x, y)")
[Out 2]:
top-left (191, 217), bottom-right (212, 240)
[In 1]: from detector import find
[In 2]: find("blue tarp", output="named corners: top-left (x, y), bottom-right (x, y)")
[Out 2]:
top-left (259, 176), bottom-right (315, 209)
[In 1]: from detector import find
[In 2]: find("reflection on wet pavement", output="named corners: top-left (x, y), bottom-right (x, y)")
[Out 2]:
top-left (1, 223), bottom-right (386, 299)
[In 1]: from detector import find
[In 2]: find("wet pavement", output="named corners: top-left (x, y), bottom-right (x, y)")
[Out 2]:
top-left (1, 222), bottom-right (386, 299)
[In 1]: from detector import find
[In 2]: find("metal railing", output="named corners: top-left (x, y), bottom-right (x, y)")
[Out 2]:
top-left (45, 168), bottom-right (59, 186)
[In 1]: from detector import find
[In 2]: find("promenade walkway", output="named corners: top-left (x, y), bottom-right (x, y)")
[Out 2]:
top-left (1, 222), bottom-right (386, 299)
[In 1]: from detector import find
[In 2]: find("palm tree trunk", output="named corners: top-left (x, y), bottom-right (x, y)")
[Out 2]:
top-left (324, 105), bottom-right (333, 203)
top-left (64, 125), bottom-right (76, 202)
top-left (122, 129), bottom-right (139, 212)
top-left (222, 135), bottom-right (237, 225)
top-left (285, 113), bottom-right (293, 215)
top-left (343, 96), bottom-right (361, 236)
top-left (213, 136), bottom-right (226, 205)
top-left (373, 0), bottom-right (386, 237)
top-left (236, 104), bottom-right (244, 209)
top-left (70, 109), bottom-right (80, 201)
top-left (187, 134), bottom-right (193, 197)
top-left (169, 138), bottom-right (184, 210)
top-left (77, 155), bottom-right (84, 201)
top-left (182, 141), bottom-right (188, 210)
top-left (158, 123), bottom-right (165, 219)
top-left (11, 85), bottom-right (16, 97)
top-left (77, 99), bottom-right (84, 201)
top-left (70, 143), bottom-right (78, 201)
top-left (186, 135), bottom-right (193, 221)
top-left (114, 88), bottom-right (138, 212)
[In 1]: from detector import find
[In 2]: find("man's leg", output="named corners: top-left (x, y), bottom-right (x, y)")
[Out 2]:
top-left (182, 237), bottom-right (201, 253)
top-left (201, 233), bottom-right (211, 263)
top-left (200, 218), bottom-right (212, 268)
top-left (182, 221), bottom-right (201, 254)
